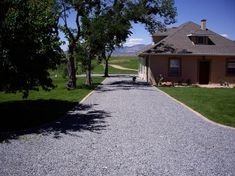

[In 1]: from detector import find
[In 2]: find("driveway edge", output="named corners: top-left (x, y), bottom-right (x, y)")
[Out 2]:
top-left (154, 86), bottom-right (235, 130)
top-left (79, 77), bottom-right (107, 103)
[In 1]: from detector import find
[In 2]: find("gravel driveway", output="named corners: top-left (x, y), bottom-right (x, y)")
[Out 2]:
top-left (1, 75), bottom-right (235, 176)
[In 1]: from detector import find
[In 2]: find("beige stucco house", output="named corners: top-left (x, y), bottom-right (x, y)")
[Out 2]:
top-left (138, 20), bottom-right (235, 85)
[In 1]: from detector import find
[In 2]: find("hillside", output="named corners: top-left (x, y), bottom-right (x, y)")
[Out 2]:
top-left (112, 44), bottom-right (147, 56)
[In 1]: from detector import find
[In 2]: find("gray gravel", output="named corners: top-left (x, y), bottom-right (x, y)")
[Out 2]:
top-left (1, 75), bottom-right (235, 176)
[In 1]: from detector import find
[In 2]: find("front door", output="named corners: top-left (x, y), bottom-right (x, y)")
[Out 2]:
top-left (199, 61), bottom-right (210, 84)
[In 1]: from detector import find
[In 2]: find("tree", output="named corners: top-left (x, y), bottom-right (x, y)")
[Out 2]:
top-left (125, 0), bottom-right (177, 33)
top-left (96, 7), bottom-right (132, 77)
top-left (75, 41), bottom-right (94, 86)
top-left (58, 0), bottom-right (100, 88)
top-left (87, 0), bottom-right (177, 78)
top-left (0, 0), bottom-right (63, 98)
top-left (58, 0), bottom-right (79, 89)
top-left (59, 0), bottom-right (177, 86)
top-left (79, 6), bottom-right (103, 85)
top-left (95, 0), bottom-right (176, 77)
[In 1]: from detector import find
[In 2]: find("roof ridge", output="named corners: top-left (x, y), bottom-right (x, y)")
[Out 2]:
top-left (139, 21), bottom-right (235, 56)
top-left (137, 43), bottom-right (156, 55)
top-left (142, 22), bottom-right (198, 54)
top-left (159, 21), bottom-right (194, 43)
top-left (206, 28), bottom-right (235, 45)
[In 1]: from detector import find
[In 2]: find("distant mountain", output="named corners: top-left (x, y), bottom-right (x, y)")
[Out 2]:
top-left (112, 44), bottom-right (147, 56)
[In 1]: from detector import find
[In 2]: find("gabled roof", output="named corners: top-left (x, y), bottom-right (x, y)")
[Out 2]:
top-left (139, 21), bottom-right (235, 56)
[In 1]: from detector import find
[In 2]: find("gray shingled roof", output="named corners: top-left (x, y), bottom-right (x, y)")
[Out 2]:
top-left (139, 21), bottom-right (235, 56)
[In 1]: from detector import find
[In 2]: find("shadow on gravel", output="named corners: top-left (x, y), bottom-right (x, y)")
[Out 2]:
top-left (108, 75), bottom-right (136, 78)
top-left (0, 101), bottom-right (109, 142)
top-left (96, 80), bottom-right (152, 93)
top-left (109, 80), bottom-right (149, 86)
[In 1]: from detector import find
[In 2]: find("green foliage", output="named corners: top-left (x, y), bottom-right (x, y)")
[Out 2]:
top-left (0, 0), bottom-right (177, 92)
top-left (82, 0), bottom-right (177, 76)
top-left (0, 0), bottom-right (63, 98)
top-left (125, 0), bottom-right (177, 34)
top-left (93, 9), bottom-right (132, 57)
top-left (159, 87), bottom-right (235, 128)
top-left (59, 0), bottom-right (177, 84)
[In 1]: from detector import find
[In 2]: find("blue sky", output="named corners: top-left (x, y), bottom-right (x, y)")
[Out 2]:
top-left (60, 0), bottom-right (235, 50)
top-left (125, 0), bottom-right (235, 46)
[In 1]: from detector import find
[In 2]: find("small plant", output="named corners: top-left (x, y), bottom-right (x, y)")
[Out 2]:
top-left (219, 79), bottom-right (225, 86)
top-left (219, 80), bottom-right (230, 87)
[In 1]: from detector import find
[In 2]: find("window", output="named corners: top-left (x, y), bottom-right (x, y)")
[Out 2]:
top-left (188, 36), bottom-right (215, 45)
top-left (197, 36), bottom-right (204, 44)
top-left (227, 60), bottom-right (235, 75)
top-left (168, 58), bottom-right (181, 76)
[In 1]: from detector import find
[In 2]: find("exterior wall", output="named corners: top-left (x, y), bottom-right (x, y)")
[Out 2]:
top-left (182, 57), bottom-right (198, 83)
top-left (141, 55), bottom-right (235, 85)
top-left (138, 57), bottom-right (147, 80)
top-left (148, 55), bottom-right (168, 84)
top-left (210, 56), bottom-right (235, 83)
top-left (148, 55), bottom-right (198, 84)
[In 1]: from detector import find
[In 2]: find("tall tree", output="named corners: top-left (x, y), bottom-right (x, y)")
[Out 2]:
top-left (58, 0), bottom-right (100, 88)
top-left (96, 7), bottom-right (132, 77)
top-left (0, 0), bottom-right (63, 98)
top-left (79, 4), bottom-right (103, 85)
top-left (59, 0), bottom-right (176, 86)
top-left (90, 0), bottom-right (177, 78)
top-left (58, 0), bottom-right (79, 89)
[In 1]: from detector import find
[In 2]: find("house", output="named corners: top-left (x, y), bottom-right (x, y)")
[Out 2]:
top-left (138, 20), bottom-right (235, 85)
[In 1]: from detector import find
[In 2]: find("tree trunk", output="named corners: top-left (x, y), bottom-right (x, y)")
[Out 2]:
top-left (104, 59), bottom-right (109, 77)
top-left (85, 56), bottom-right (92, 86)
top-left (67, 47), bottom-right (76, 89)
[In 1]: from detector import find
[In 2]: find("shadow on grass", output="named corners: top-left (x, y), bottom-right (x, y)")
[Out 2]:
top-left (77, 82), bottom-right (103, 90)
top-left (0, 100), bottom-right (109, 142)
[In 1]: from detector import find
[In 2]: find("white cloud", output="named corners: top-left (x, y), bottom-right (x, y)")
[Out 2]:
top-left (220, 34), bottom-right (229, 38)
top-left (124, 38), bottom-right (144, 47)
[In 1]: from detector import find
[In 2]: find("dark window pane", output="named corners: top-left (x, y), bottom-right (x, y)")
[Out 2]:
top-left (197, 37), bottom-right (204, 44)
top-left (227, 60), bottom-right (235, 75)
top-left (188, 36), bottom-right (215, 45)
top-left (169, 59), bottom-right (181, 76)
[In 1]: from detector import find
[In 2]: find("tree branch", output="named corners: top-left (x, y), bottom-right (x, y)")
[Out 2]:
top-left (62, 3), bottom-right (75, 42)
top-left (75, 12), bottom-right (80, 41)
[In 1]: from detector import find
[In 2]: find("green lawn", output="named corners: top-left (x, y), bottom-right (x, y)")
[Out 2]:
top-left (109, 56), bottom-right (139, 70)
top-left (0, 76), bottom-right (104, 103)
top-left (92, 64), bottom-right (137, 74)
top-left (75, 56), bottom-right (139, 75)
top-left (159, 87), bottom-right (235, 128)
top-left (0, 76), bottom-right (105, 132)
